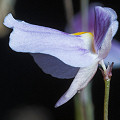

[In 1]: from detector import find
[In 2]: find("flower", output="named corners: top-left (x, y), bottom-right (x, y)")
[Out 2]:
top-left (4, 6), bottom-right (118, 107)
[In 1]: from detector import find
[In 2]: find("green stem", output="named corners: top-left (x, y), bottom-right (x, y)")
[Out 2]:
top-left (74, 84), bottom-right (94, 120)
top-left (83, 85), bottom-right (94, 120)
top-left (104, 78), bottom-right (110, 120)
top-left (74, 93), bottom-right (84, 120)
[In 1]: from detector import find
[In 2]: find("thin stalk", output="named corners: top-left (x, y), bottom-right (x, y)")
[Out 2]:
top-left (80, 0), bottom-right (89, 31)
top-left (74, 93), bottom-right (84, 120)
top-left (83, 84), bottom-right (94, 120)
top-left (104, 78), bottom-right (110, 120)
top-left (100, 62), bottom-right (113, 120)
top-left (74, 83), bottom-right (94, 120)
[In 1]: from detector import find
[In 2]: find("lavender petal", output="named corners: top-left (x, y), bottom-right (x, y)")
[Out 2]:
top-left (94, 6), bottom-right (118, 52)
top-left (4, 13), bottom-right (97, 67)
top-left (31, 53), bottom-right (79, 79)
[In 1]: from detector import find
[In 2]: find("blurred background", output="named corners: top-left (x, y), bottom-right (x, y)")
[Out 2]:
top-left (0, 0), bottom-right (120, 120)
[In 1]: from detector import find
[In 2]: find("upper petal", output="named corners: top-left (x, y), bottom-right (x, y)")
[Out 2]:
top-left (94, 6), bottom-right (118, 52)
top-left (55, 60), bottom-right (98, 107)
top-left (4, 13), bottom-right (98, 67)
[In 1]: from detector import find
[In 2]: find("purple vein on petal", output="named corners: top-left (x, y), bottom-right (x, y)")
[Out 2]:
top-left (94, 6), bottom-right (118, 52)
top-left (94, 6), bottom-right (111, 52)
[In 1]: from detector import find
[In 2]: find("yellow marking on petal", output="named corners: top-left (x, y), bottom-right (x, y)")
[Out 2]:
top-left (71, 32), bottom-right (96, 53)
top-left (92, 37), bottom-right (96, 53)
top-left (71, 32), bottom-right (88, 35)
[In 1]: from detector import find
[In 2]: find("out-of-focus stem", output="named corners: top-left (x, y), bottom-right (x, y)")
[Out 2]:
top-left (104, 78), bottom-right (110, 120)
top-left (82, 84), bottom-right (94, 120)
top-left (78, 0), bottom-right (94, 120)
top-left (80, 0), bottom-right (89, 31)
top-left (74, 83), bottom-right (94, 120)
top-left (74, 93), bottom-right (84, 120)
top-left (0, 0), bottom-right (16, 37)
top-left (63, 0), bottom-right (74, 32)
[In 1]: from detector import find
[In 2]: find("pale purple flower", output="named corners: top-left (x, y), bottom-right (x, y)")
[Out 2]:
top-left (4, 6), bottom-right (118, 107)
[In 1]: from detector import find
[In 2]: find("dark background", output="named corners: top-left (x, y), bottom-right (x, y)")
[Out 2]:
top-left (0, 0), bottom-right (120, 120)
